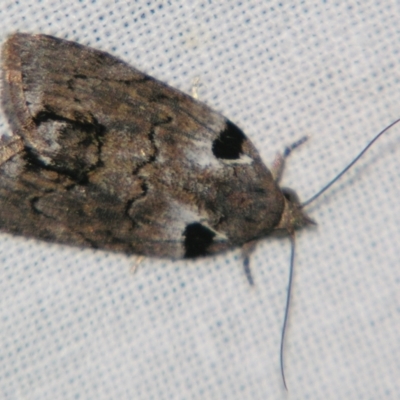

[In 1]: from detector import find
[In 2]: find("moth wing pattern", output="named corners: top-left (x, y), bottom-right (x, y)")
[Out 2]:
top-left (0, 33), bottom-right (285, 258)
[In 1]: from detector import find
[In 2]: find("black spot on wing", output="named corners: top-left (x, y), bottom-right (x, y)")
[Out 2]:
top-left (183, 222), bottom-right (216, 258)
top-left (212, 120), bottom-right (246, 159)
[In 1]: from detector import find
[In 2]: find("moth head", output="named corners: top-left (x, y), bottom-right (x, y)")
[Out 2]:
top-left (275, 187), bottom-right (315, 234)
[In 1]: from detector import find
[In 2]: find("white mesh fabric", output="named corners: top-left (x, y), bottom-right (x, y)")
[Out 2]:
top-left (1, 1), bottom-right (399, 399)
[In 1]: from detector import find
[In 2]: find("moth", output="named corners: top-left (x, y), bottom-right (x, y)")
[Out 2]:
top-left (1, 33), bottom-right (397, 389)
top-left (1, 33), bottom-right (312, 261)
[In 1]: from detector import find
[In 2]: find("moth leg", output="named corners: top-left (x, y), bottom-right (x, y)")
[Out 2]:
top-left (191, 76), bottom-right (201, 99)
top-left (242, 241), bottom-right (258, 286)
top-left (271, 136), bottom-right (309, 183)
top-left (130, 255), bottom-right (145, 275)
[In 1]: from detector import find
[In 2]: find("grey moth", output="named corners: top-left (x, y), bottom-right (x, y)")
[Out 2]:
top-left (0, 33), bottom-right (311, 260)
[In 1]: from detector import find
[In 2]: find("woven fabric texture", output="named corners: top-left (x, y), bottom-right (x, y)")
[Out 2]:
top-left (1, 1), bottom-right (399, 399)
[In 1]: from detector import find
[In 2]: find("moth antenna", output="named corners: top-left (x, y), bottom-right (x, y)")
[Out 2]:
top-left (243, 254), bottom-right (255, 286)
top-left (280, 117), bottom-right (400, 390)
top-left (301, 118), bottom-right (400, 207)
top-left (242, 241), bottom-right (257, 286)
top-left (280, 233), bottom-right (296, 391)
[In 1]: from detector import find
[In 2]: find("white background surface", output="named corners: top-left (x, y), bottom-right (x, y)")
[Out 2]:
top-left (1, 1), bottom-right (399, 399)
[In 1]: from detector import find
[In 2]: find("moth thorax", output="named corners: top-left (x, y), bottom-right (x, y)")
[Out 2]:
top-left (275, 188), bottom-right (315, 234)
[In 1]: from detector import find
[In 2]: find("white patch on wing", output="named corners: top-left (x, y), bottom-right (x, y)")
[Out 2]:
top-left (183, 140), bottom-right (220, 168)
top-left (38, 155), bottom-right (53, 165)
top-left (221, 154), bottom-right (253, 165)
top-left (163, 198), bottom-right (227, 241)
top-left (183, 141), bottom-right (253, 169)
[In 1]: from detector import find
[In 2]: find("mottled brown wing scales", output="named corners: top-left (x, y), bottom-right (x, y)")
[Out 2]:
top-left (0, 33), bottom-right (284, 258)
